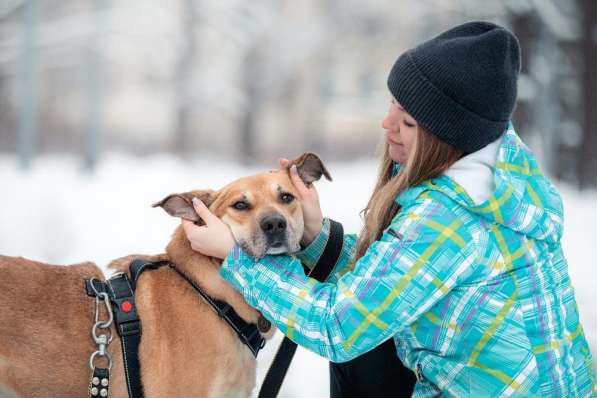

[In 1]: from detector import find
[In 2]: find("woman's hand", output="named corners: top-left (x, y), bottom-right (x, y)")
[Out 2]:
top-left (181, 198), bottom-right (236, 259)
top-left (279, 158), bottom-right (324, 246)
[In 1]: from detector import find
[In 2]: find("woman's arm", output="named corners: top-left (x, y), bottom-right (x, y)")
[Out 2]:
top-left (295, 217), bottom-right (357, 284)
top-left (220, 197), bottom-right (477, 362)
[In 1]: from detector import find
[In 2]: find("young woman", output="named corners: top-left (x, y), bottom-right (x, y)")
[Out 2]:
top-left (182, 21), bottom-right (596, 397)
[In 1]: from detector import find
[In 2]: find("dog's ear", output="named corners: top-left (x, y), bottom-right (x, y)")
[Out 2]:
top-left (287, 152), bottom-right (332, 187)
top-left (152, 189), bottom-right (216, 226)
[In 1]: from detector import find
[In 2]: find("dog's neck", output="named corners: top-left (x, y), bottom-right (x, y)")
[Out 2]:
top-left (164, 225), bottom-right (262, 325)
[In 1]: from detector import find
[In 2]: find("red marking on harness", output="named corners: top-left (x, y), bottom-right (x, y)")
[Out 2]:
top-left (121, 300), bottom-right (133, 313)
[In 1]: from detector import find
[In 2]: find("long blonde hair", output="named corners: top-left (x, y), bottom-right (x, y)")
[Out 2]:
top-left (355, 126), bottom-right (464, 260)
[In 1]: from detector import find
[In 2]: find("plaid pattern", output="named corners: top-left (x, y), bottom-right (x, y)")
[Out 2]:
top-left (295, 217), bottom-right (356, 284)
top-left (220, 124), bottom-right (596, 397)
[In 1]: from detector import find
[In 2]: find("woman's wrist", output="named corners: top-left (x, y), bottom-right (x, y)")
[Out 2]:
top-left (301, 218), bottom-right (324, 246)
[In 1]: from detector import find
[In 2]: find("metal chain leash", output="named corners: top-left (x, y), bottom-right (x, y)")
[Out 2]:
top-left (88, 277), bottom-right (113, 398)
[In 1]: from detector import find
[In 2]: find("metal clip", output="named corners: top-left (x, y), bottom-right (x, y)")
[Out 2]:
top-left (92, 323), bottom-right (113, 346)
top-left (94, 292), bottom-right (114, 329)
top-left (88, 279), bottom-right (114, 371)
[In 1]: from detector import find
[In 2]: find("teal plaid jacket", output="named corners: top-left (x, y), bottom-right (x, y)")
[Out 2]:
top-left (220, 125), bottom-right (596, 397)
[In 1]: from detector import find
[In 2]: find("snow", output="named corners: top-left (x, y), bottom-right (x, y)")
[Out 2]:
top-left (0, 153), bottom-right (595, 396)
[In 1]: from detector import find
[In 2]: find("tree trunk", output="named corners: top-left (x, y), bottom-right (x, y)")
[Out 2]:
top-left (240, 45), bottom-right (262, 164)
top-left (174, 0), bottom-right (198, 158)
top-left (578, 0), bottom-right (597, 189)
top-left (17, 0), bottom-right (38, 170)
top-left (83, 0), bottom-right (107, 171)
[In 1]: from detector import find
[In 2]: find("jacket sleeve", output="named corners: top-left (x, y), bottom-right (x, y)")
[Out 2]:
top-left (219, 197), bottom-right (477, 362)
top-left (294, 217), bottom-right (357, 284)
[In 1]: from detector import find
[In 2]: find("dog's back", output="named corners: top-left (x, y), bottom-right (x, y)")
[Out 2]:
top-left (0, 255), bottom-right (126, 398)
top-left (0, 254), bottom-right (257, 398)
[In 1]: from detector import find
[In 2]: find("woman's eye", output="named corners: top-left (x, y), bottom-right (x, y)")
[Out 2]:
top-left (280, 193), bottom-right (294, 203)
top-left (232, 201), bottom-right (250, 210)
top-left (404, 120), bottom-right (415, 128)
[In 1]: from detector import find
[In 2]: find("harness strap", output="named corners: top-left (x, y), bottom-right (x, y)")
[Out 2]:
top-left (85, 258), bottom-right (266, 398)
top-left (86, 262), bottom-right (164, 398)
top-left (129, 260), bottom-right (170, 290)
top-left (258, 219), bottom-right (345, 398)
top-left (170, 267), bottom-right (266, 357)
top-left (106, 272), bottom-right (144, 398)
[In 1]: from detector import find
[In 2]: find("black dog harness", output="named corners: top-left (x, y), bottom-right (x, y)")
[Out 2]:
top-left (85, 259), bottom-right (266, 398)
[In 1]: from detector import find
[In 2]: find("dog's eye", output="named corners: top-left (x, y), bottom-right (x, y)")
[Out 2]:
top-left (280, 193), bottom-right (294, 203)
top-left (232, 201), bottom-right (250, 211)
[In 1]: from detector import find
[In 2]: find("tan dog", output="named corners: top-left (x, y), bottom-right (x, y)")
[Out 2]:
top-left (0, 153), bottom-right (331, 398)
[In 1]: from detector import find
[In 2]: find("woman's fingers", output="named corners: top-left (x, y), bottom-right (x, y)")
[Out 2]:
top-left (279, 159), bottom-right (316, 199)
top-left (278, 157), bottom-right (289, 168)
top-left (181, 218), bottom-right (202, 239)
top-left (191, 197), bottom-right (217, 225)
top-left (289, 165), bottom-right (311, 196)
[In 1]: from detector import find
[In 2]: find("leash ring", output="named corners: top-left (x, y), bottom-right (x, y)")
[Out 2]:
top-left (89, 350), bottom-right (113, 370)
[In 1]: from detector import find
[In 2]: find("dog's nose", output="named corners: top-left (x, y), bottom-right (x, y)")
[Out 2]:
top-left (260, 215), bottom-right (287, 237)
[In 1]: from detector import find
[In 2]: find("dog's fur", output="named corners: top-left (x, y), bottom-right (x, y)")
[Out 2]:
top-left (0, 153), bottom-right (331, 398)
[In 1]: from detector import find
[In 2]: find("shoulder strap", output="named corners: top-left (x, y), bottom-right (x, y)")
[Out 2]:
top-left (106, 272), bottom-right (143, 398)
top-left (112, 259), bottom-right (170, 398)
top-left (258, 219), bottom-right (344, 398)
top-left (169, 266), bottom-right (266, 357)
top-left (129, 259), bottom-right (170, 290)
top-left (84, 260), bottom-right (170, 398)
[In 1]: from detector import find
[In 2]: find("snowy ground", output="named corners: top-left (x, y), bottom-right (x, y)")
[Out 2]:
top-left (1, 153), bottom-right (595, 396)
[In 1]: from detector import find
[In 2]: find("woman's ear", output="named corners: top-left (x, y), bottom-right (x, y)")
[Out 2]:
top-left (152, 189), bottom-right (216, 225)
top-left (286, 152), bottom-right (332, 187)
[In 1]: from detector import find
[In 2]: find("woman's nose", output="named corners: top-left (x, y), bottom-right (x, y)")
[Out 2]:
top-left (382, 112), bottom-right (396, 131)
top-left (381, 113), bottom-right (391, 130)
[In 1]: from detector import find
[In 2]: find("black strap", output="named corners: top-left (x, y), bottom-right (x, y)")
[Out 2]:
top-left (85, 258), bottom-right (266, 398)
top-left (129, 260), bottom-right (170, 290)
top-left (169, 266), bottom-right (266, 357)
top-left (107, 272), bottom-right (143, 398)
top-left (258, 219), bottom-right (344, 398)
top-left (85, 260), bottom-right (170, 398)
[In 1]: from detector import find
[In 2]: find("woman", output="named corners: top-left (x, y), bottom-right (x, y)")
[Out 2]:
top-left (182, 21), bottom-right (596, 397)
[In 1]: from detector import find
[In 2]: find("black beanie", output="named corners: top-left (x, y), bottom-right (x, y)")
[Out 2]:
top-left (387, 21), bottom-right (521, 153)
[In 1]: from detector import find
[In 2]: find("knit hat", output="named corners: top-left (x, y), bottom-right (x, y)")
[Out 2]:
top-left (387, 21), bottom-right (521, 153)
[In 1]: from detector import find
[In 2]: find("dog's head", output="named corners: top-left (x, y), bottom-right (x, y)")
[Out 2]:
top-left (153, 153), bottom-right (331, 259)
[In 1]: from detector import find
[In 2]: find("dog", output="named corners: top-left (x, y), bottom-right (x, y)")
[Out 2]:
top-left (0, 153), bottom-right (331, 398)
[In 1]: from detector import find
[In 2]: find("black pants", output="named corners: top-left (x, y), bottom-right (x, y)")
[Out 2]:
top-left (329, 338), bottom-right (417, 398)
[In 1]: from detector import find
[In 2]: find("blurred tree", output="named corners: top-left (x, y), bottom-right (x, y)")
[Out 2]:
top-left (0, 2), bottom-right (21, 153)
top-left (17, 0), bottom-right (38, 170)
top-left (509, 7), bottom-right (539, 141)
top-left (578, 0), bottom-right (597, 189)
top-left (506, 0), bottom-right (597, 187)
top-left (235, 0), bottom-right (326, 164)
top-left (174, 0), bottom-right (199, 159)
top-left (83, 0), bottom-right (107, 171)
top-left (239, 43), bottom-right (263, 164)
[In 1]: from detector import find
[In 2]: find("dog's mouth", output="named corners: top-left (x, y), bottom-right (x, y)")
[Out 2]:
top-left (265, 239), bottom-right (295, 255)
top-left (270, 240), bottom-right (284, 249)
top-left (262, 232), bottom-right (302, 256)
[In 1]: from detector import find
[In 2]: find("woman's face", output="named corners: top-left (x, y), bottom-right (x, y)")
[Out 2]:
top-left (382, 98), bottom-right (418, 164)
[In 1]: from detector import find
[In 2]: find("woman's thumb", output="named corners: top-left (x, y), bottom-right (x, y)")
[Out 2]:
top-left (192, 197), bottom-right (215, 224)
top-left (278, 158), bottom-right (290, 169)
top-left (289, 165), bottom-right (308, 194)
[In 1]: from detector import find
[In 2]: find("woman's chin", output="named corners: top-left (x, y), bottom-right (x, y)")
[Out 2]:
top-left (388, 147), bottom-right (406, 164)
